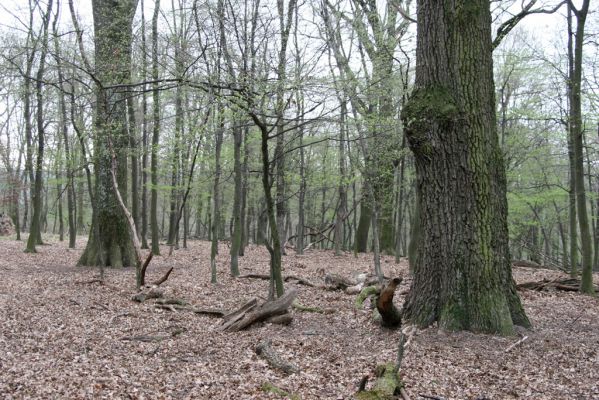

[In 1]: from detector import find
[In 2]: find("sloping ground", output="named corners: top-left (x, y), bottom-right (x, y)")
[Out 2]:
top-left (0, 236), bottom-right (597, 399)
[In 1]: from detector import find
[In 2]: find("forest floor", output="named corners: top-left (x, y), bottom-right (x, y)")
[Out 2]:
top-left (0, 235), bottom-right (598, 400)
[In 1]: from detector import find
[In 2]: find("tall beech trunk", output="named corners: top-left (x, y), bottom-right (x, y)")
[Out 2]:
top-left (78, 0), bottom-right (139, 267)
top-left (150, 0), bottom-right (161, 256)
top-left (229, 124), bottom-right (242, 276)
top-left (140, 0), bottom-right (149, 249)
top-left (335, 99), bottom-right (347, 256)
top-left (401, 0), bottom-right (529, 334)
top-left (210, 104), bottom-right (224, 284)
top-left (52, 16), bottom-right (76, 248)
top-left (567, 0), bottom-right (594, 293)
top-left (128, 98), bottom-right (140, 237)
top-left (274, 0), bottom-right (297, 255)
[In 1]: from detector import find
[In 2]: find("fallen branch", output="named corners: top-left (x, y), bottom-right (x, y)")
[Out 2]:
top-left (75, 278), bottom-right (103, 285)
top-left (221, 289), bottom-right (297, 332)
top-left (222, 298), bottom-right (258, 324)
top-left (399, 388), bottom-right (412, 400)
top-left (132, 287), bottom-right (163, 302)
top-left (139, 252), bottom-right (153, 286)
top-left (237, 273), bottom-right (316, 287)
top-left (255, 339), bottom-right (299, 374)
top-left (267, 313), bottom-right (293, 325)
top-left (120, 327), bottom-right (185, 343)
top-left (419, 395), bottom-right (446, 400)
top-left (324, 273), bottom-right (357, 290)
top-left (108, 138), bottom-right (152, 289)
top-left (292, 301), bottom-right (333, 314)
top-left (154, 303), bottom-right (227, 317)
top-left (505, 335), bottom-right (529, 353)
top-left (152, 267), bottom-right (173, 286)
top-left (517, 277), bottom-right (598, 292)
top-left (155, 298), bottom-right (188, 306)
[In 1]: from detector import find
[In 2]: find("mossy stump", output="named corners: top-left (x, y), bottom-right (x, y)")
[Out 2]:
top-left (355, 363), bottom-right (402, 400)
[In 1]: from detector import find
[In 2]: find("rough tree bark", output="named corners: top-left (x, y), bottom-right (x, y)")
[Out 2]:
top-left (78, 0), bottom-right (139, 267)
top-left (401, 0), bottom-right (530, 334)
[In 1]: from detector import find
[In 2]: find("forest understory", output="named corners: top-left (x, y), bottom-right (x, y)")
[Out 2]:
top-left (0, 236), bottom-right (598, 400)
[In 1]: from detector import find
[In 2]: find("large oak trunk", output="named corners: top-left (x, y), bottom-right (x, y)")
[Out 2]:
top-left (401, 0), bottom-right (530, 334)
top-left (79, 0), bottom-right (139, 268)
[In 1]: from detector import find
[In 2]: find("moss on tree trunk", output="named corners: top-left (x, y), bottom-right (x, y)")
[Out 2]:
top-left (400, 0), bottom-right (530, 334)
top-left (78, 0), bottom-right (138, 268)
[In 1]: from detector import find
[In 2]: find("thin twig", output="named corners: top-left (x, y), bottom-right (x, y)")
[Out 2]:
top-left (505, 336), bottom-right (529, 352)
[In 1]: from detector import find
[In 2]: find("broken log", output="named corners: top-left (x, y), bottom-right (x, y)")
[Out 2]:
top-left (324, 273), bottom-right (357, 290)
top-left (292, 301), bottom-right (334, 314)
top-left (255, 339), bottom-right (299, 374)
top-left (345, 284), bottom-right (364, 295)
top-left (154, 303), bottom-right (226, 317)
top-left (517, 277), bottom-right (598, 292)
top-left (132, 287), bottom-right (163, 302)
top-left (355, 285), bottom-right (379, 309)
top-left (221, 289), bottom-right (297, 332)
top-left (376, 277), bottom-right (403, 328)
top-left (355, 363), bottom-right (402, 400)
top-left (237, 274), bottom-right (316, 287)
top-left (267, 313), bottom-right (293, 326)
top-left (222, 298), bottom-right (259, 324)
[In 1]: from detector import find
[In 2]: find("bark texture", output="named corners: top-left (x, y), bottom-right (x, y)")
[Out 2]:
top-left (401, 0), bottom-right (530, 334)
top-left (79, 0), bottom-right (139, 268)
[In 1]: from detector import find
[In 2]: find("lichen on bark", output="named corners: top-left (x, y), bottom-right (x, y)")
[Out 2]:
top-left (401, 85), bottom-right (459, 158)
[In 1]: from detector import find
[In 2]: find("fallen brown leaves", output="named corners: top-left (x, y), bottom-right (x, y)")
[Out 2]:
top-left (0, 235), bottom-right (598, 399)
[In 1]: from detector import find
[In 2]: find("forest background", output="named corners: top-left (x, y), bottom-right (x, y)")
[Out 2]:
top-left (0, 0), bottom-right (597, 303)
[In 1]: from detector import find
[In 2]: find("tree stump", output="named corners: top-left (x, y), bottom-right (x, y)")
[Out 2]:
top-left (376, 278), bottom-right (402, 328)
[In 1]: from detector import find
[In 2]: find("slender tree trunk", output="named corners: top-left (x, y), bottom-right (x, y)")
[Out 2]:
top-left (52, 23), bottom-right (76, 248)
top-left (567, 0), bottom-right (593, 293)
top-left (240, 124), bottom-right (250, 253)
top-left (229, 124), bottom-right (242, 276)
top-left (296, 119), bottom-right (306, 255)
top-left (128, 98), bottom-right (140, 237)
top-left (335, 99), bottom-right (347, 256)
top-left (150, 0), bottom-right (161, 256)
top-left (274, 0), bottom-right (297, 256)
top-left (258, 121), bottom-right (284, 298)
top-left (211, 105), bottom-right (224, 284)
top-left (140, 0), bottom-right (149, 249)
top-left (25, 0), bottom-right (53, 253)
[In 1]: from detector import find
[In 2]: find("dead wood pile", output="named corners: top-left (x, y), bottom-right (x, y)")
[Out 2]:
top-left (517, 277), bottom-right (598, 292)
top-left (221, 288), bottom-right (298, 332)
